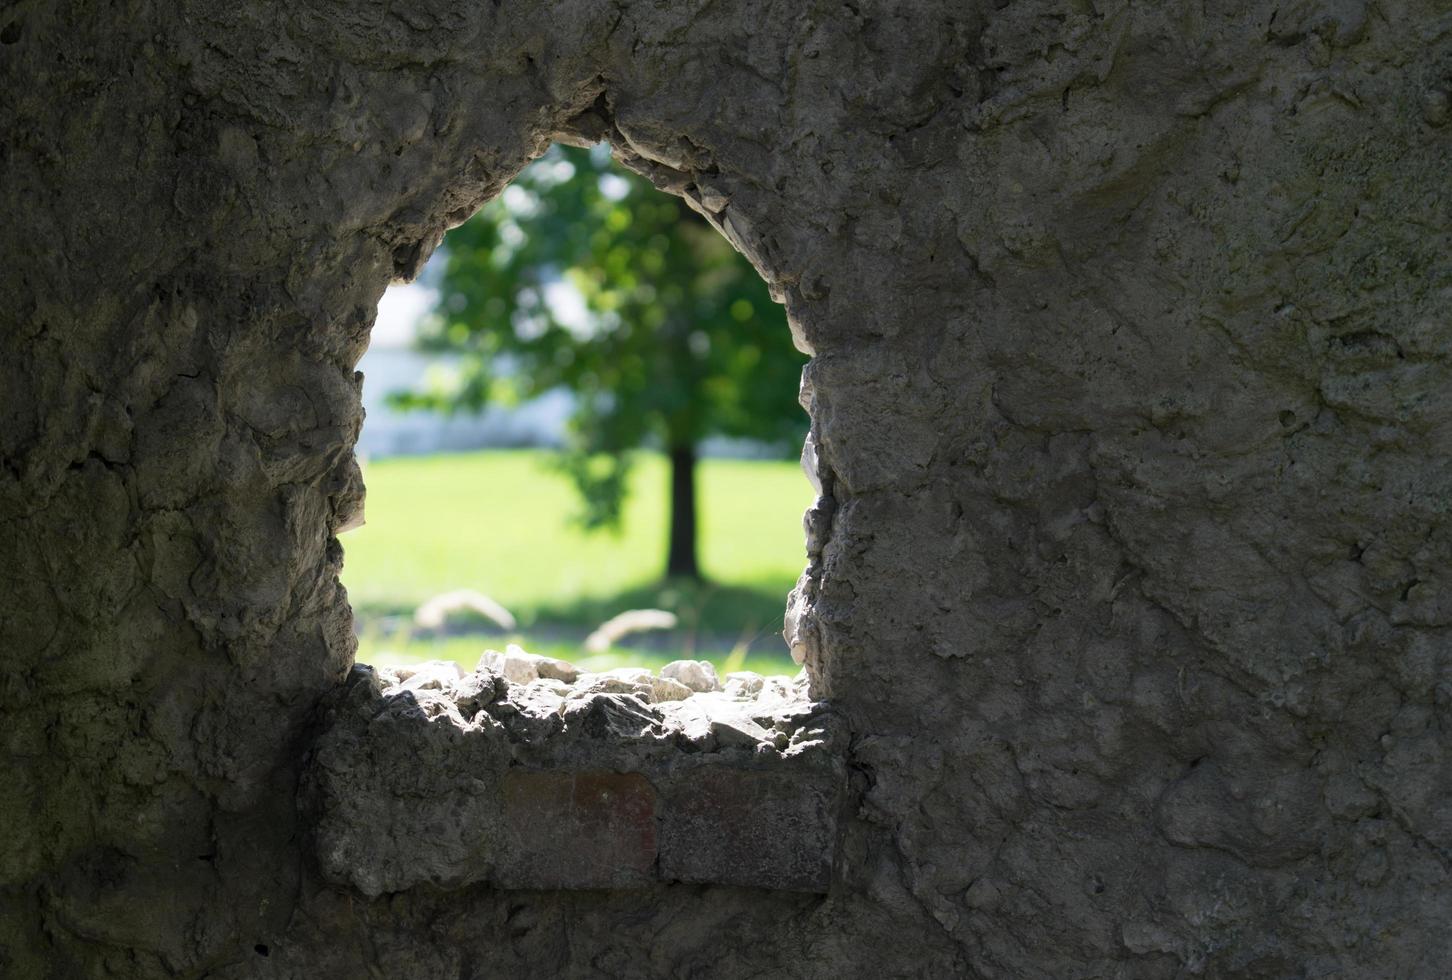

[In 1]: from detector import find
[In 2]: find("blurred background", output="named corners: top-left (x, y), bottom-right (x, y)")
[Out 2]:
top-left (344, 143), bottom-right (809, 677)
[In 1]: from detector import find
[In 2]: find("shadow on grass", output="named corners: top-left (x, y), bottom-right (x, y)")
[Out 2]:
top-left (352, 576), bottom-right (799, 674)
top-left (535, 577), bottom-right (791, 640)
top-left (352, 577), bottom-right (794, 638)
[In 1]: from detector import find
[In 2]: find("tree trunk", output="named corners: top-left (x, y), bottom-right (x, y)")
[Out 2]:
top-left (665, 443), bottom-right (700, 580)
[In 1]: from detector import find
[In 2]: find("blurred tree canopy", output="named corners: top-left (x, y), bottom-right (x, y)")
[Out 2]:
top-left (390, 143), bottom-right (807, 580)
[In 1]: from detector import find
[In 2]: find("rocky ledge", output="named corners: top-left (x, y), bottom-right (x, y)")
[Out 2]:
top-left (303, 649), bottom-right (845, 896)
top-left (374, 645), bottom-right (824, 755)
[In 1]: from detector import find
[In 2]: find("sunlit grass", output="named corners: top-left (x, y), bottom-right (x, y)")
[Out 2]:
top-left (354, 628), bottom-right (797, 679)
top-left (343, 448), bottom-right (811, 674)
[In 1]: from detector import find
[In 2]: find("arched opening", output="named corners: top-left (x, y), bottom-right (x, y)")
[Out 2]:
top-left (307, 137), bottom-right (845, 897)
top-left (341, 140), bottom-right (814, 697)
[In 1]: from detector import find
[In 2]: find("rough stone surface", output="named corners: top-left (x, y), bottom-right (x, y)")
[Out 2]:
top-left (661, 768), bottom-right (840, 891)
top-left (2, 0), bottom-right (1450, 977)
top-left (305, 665), bottom-right (844, 895)
top-left (498, 770), bottom-right (658, 889)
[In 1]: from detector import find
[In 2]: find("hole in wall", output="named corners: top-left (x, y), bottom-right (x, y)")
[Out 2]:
top-left (312, 145), bottom-right (845, 895)
top-left (341, 142), bottom-right (813, 696)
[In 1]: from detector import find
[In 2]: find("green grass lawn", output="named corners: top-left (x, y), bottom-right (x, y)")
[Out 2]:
top-left (343, 448), bottom-right (811, 675)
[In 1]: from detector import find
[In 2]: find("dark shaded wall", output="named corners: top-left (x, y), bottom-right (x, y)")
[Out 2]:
top-left (1, 0), bottom-right (1449, 976)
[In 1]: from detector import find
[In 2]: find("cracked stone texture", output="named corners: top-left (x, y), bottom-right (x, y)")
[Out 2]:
top-left (1, 0), bottom-right (1450, 977)
top-left (303, 663), bottom-right (843, 895)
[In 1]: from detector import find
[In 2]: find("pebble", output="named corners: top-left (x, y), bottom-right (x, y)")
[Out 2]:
top-left (478, 644), bottom-right (580, 685)
top-left (394, 660), bottom-right (462, 693)
top-left (661, 659), bottom-right (721, 693)
top-left (650, 676), bottom-right (693, 702)
top-left (724, 671), bottom-right (764, 696)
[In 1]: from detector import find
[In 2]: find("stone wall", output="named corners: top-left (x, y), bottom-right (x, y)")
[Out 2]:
top-left (1, 0), bottom-right (1449, 977)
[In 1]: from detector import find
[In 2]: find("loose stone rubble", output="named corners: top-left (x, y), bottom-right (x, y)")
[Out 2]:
top-left (368, 652), bottom-right (823, 754)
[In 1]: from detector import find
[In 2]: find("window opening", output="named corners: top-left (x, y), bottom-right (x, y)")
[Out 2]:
top-left (342, 142), bottom-right (812, 698)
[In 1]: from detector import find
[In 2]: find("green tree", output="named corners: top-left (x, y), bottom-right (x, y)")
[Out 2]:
top-left (392, 143), bottom-right (807, 580)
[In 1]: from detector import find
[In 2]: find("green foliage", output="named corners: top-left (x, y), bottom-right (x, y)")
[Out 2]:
top-left (391, 143), bottom-right (807, 530)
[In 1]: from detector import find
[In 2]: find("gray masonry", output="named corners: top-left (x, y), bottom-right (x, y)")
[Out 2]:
top-left (306, 659), bottom-right (844, 895)
top-left (2, 1), bottom-right (1450, 978)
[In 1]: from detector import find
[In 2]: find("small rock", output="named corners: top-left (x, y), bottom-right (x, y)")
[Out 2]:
top-left (784, 585), bottom-right (815, 665)
top-left (724, 670), bottom-right (765, 696)
top-left (710, 714), bottom-right (772, 748)
top-left (562, 693), bottom-right (661, 739)
top-left (374, 666), bottom-right (406, 687)
top-left (677, 692), bottom-right (775, 748)
top-left (600, 666), bottom-right (654, 685)
top-left (695, 181), bottom-right (730, 213)
top-left (570, 672), bottom-right (653, 701)
top-left (750, 677), bottom-right (795, 714)
top-left (661, 659), bottom-right (720, 693)
top-left (394, 660), bottom-right (462, 693)
top-left (650, 675), bottom-right (693, 702)
top-left (534, 655), bottom-right (581, 684)
top-left (498, 686), bottom-right (566, 740)
top-left (507, 683), bottom-right (566, 721)
top-left (451, 671), bottom-right (496, 713)
top-left (478, 644), bottom-right (579, 685)
top-left (655, 697), bottom-right (716, 746)
top-left (478, 647), bottom-right (536, 684)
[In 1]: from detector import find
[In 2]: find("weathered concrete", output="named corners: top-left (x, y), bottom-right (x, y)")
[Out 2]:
top-left (305, 662), bottom-right (844, 895)
top-left (2, 0), bottom-right (1450, 977)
